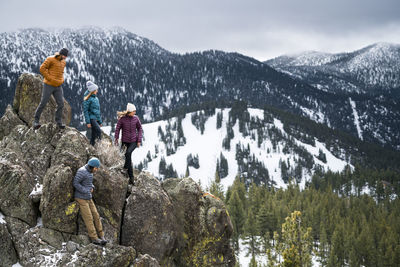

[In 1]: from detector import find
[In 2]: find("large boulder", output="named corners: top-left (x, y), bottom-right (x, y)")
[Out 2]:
top-left (1, 123), bottom-right (58, 181)
top-left (0, 105), bottom-right (24, 141)
top-left (163, 178), bottom-right (235, 266)
top-left (197, 193), bottom-right (235, 266)
top-left (40, 164), bottom-right (79, 233)
top-left (91, 167), bottom-right (129, 243)
top-left (134, 254), bottom-right (161, 267)
top-left (5, 216), bottom-right (42, 266)
top-left (0, 215), bottom-right (18, 266)
top-left (13, 73), bottom-right (71, 127)
top-left (50, 127), bottom-right (94, 174)
top-left (121, 171), bottom-right (178, 263)
top-left (0, 144), bottom-right (37, 226)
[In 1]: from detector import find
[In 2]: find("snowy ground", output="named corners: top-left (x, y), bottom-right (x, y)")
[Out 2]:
top-left (237, 238), bottom-right (321, 267)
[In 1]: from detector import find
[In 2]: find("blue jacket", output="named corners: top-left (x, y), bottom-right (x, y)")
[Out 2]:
top-left (83, 90), bottom-right (102, 125)
top-left (73, 165), bottom-right (95, 200)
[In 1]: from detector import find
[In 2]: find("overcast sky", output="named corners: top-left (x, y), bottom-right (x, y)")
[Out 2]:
top-left (1, 0), bottom-right (400, 61)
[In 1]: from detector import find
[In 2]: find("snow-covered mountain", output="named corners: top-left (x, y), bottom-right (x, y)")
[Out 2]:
top-left (131, 108), bottom-right (349, 190)
top-left (266, 43), bottom-right (400, 94)
top-left (1, 28), bottom-right (399, 150)
top-left (96, 104), bottom-right (400, 192)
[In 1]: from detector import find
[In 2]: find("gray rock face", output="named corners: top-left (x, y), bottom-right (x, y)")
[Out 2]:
top-left (58, 243), bottom-right (136, 267)
top-left (121, 171), bottom-right (178, 263)
top-left (0, 218), bottom-right (18, 267)
top-left (0, 105), bottom-right (23, 141)
top-left (198, 194), bottom-right (235, 266)
top-left (13, 73), bottom-right (71, 127)
top-left (163, 178), bottom-right (235, 266)
top-left (134, 254), bottom-right (161, 267)
top-left (92, 167), bottom-right (129, 243)
top-left (50, 127), bottom-right (94, 174)
top-left (40, 164), bottom-right (79, 233)
top-left (0, 144), bottom-right (37, 226)
top-left (5, 216), bottom-right (135, 267)
top-left (1, 123), bottom-right (58, 182)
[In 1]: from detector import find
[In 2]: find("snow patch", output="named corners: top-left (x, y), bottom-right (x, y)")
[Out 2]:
top-left (349, 98), bottom-right (363, 140)
top-left (30, 183), bottom-right (43, 197)
top-left (0, 211), bottom-right (6, 224)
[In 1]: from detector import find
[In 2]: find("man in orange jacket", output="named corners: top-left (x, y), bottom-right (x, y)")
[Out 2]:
top-left (34, 48), bottom-right (68, 129)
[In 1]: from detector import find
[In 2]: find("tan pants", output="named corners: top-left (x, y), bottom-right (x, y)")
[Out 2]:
top-left (75, 198), bottom-right (104, 240)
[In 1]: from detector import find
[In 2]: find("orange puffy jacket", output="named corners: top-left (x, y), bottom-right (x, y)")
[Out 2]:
top-left (39, 53), bottom-right (66, 87)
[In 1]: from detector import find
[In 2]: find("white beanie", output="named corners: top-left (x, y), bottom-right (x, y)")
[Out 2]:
top-left (87, 81), bottom-right (98, 92)
top-left (127, 103), bottom-right (136, 112)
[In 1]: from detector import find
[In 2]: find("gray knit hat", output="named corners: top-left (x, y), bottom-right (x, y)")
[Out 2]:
top-left (87, 81), bottom-right (98, 92)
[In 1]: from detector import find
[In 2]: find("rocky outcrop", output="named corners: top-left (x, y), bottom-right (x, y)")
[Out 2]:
top-left (0, 135), bottom-right (38, 226)
top-left (121, 171), bottom-right (178, 263)
top-left (0, 105), bottom-right (23, 141)
top-left (13, 73), bottom-right (72, 127)
top-left (0, 73), bottom-right (235, 266)
top-left (0, 216), bottom-right (18, 266)
top-left (163, 178), bottom-right (235, 266)
top-left (134, 254), bottom-right (161, 267)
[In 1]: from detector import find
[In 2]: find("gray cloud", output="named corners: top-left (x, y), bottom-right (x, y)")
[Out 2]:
top-left (1, 0), bottom-right (400, 60)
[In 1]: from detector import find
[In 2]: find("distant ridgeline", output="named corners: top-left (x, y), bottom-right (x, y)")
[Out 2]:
top-left (132, 100), bottom-right (400, 195)
top-left (1, 28), bottom-right (399, 150)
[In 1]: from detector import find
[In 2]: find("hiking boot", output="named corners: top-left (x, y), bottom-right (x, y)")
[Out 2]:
top-left (99, 236), bottom-right (108, 245)
top-left (57, 123), bottom-right (66, 129)
top-left (91, 238), bottom-right (104, 246)
top-left (130, 176), bottom-right (135, 185)
top-left (33, 123), bottom-right (41, 130)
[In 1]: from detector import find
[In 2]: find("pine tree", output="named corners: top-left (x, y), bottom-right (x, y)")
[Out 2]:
top-left (249, 255), bottom-right (258, 267)
top-left (209, 171), bottom-right (224, 201)
top-left (185, 164), bottom-right (190, 177)
top-left (217, 110), bottom-right (223, 129)
top-left (270, 211), bottom-right (313, 267)
top-left (328, 223), bottom-right (346, 267)
top-left (227, 189), bottom-right (245, 250)
top-left (215, 169), bottom-right (221, 183)
top-left (243, 207), bottom-right (260, 258)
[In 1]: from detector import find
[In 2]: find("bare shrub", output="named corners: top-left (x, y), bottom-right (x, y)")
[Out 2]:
top-left (94, 138), bottom-right (124, 168)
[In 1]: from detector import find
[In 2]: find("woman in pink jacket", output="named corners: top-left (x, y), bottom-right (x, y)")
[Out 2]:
top-left (114, 103), bottom-right (142, 184)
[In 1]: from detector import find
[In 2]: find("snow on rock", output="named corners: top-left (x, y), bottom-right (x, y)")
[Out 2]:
top-left (0, 211), bottom-right (6, 224)
top-left (29, 183), bottom-right (43, 197)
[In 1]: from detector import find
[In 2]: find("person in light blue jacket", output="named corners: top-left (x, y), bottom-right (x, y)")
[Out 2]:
top-left (83, 81), bottom-right (102, 146)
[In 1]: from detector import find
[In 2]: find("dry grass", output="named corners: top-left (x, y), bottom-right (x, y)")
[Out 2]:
top-left (94, 138), bottom-right (125, 168)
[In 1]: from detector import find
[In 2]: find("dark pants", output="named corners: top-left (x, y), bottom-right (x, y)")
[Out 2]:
top-left (122, 142), bottom-right (137, 180)
top-left (90, 119), bottom-right (102, 146)
top-left (34, 83), bottom-right (64, 125)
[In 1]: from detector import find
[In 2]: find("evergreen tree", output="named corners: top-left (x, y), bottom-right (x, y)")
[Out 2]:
top-left (268, 211), bottom-right (313, 267)
top-left (217, 110), bottom-right (223, 129)
top-left (185, 164), bottom-right (190, 177)
top-left (209, 171), bottom-right (224, 201)
top-left (249, 256), bottom-right (258, 267)
top-left (227, 189), bottom-right (245, 250)
top-left (243, 207), bottom-right (260, 257)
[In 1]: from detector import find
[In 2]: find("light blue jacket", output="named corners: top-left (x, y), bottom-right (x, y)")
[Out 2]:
top-left (83, 90), bottom-right (102, 125)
